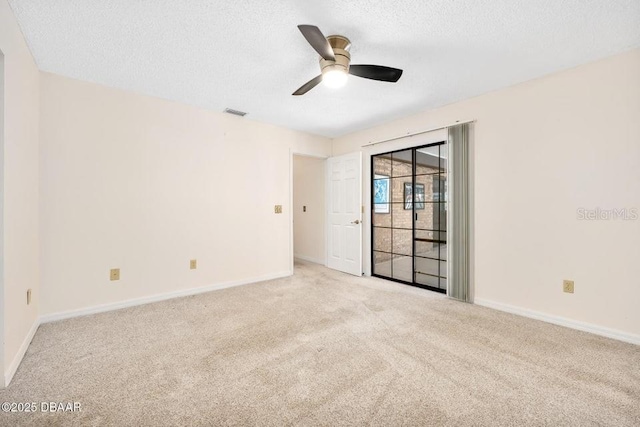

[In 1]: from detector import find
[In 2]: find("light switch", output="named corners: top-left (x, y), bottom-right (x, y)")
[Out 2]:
top-left (110, 268), bottom-right (120, 281)
top-left (275, 205), bottom-right (283, 214)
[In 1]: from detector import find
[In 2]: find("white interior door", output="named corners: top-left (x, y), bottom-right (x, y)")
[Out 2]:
top-left (327, 152), bottom-right (362, 276)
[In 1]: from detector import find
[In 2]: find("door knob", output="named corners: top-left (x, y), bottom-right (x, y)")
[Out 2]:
top-left (351, 219), bottom-right (361, 224)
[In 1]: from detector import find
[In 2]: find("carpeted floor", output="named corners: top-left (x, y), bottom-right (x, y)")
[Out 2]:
top-left (1, 261), bottom-right (639, 426)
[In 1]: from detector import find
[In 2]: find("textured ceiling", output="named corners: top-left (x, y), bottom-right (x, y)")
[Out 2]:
top-left (9, 0), bottom-right (640, 137)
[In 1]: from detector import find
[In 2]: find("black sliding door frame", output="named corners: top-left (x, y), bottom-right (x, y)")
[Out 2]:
top-left (371, 141), bottom-right (447, 294)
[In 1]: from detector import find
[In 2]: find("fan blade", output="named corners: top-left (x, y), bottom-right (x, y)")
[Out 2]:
top-left (298, 25), bottom-right (335, 61)
top-left (292, 75), bottom-right (323, 96)
top-left (349, 65), bottom-right (403, 82)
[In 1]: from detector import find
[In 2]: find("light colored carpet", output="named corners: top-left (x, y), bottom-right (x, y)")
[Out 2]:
top-left (1, 261), bottom-right (638, 426)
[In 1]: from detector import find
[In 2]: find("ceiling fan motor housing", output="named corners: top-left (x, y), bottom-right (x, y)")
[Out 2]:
top-left (319, 35), bottom-right (351, 75)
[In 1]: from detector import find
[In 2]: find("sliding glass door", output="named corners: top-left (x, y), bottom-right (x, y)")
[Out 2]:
top-left (371, 142), bottom-right (447, 293)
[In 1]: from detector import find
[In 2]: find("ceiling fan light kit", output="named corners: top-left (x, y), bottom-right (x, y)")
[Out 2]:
top-left (293, 25), bottom-right (403, 96)
top-left (323, 69), bottom-right (348, 88)
top-left (321, 35), bottom-right (351, 88)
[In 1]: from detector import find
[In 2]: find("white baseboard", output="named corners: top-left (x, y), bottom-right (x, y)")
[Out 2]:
top-left (294, 254), bottom-right (326, 265)
top-left (475, 298), bottom-right (639, 346)
top-left (4, 317), bottom-right (41, 387)
top-left (40, 271), bottom-right (292, 324)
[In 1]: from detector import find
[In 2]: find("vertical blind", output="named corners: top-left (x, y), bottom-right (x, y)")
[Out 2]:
top-left (447, 124), bottom-right (471, 302)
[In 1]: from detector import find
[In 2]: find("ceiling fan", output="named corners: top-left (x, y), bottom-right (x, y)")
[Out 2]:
top-left (293, 25), bottom-right (403, 96)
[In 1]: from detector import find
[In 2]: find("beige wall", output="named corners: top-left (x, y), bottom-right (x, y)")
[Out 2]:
top-left (0, 0), bottom-right (41, 384)
top-left (333, 48), bottom-right (640, 339)
top-left (39, 72), bottom-right (331, 317)
top-left (293, 155), bottom-right (326, 264)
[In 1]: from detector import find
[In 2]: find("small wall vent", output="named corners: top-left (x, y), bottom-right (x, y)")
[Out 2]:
top-left (223, 108), bottom-right (247, 117)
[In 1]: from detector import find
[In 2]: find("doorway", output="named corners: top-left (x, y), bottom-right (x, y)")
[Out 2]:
top-left (371, 142), bottom-right (448, 293)
top-left (292, 154), bottom-right (326, 266)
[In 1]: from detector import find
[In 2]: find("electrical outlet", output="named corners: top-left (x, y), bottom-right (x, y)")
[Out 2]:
top-left (303, 206), bottom-right (306, 212)
top-left (190, 259), bottom-right (197, 270)
top-left (27, 289), bottom-right (32, 305)
top-left (274, 205), bottom-right (283, 214)
top-left (110, 268), bottom-right (120, 281)
top-left (563, 280), bottom-right (574, 293)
